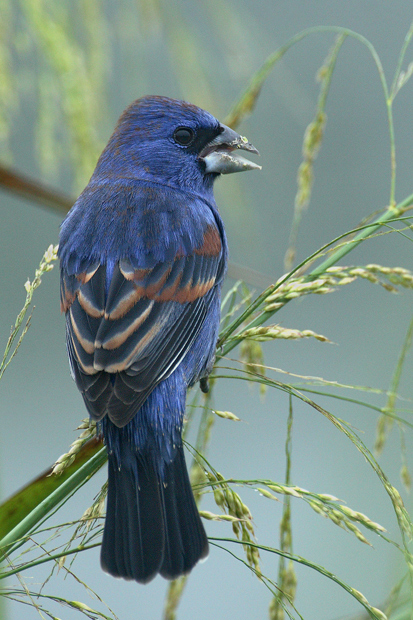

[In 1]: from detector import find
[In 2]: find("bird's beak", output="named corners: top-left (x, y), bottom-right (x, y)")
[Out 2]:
top-left (200, 124), bottom-right (261, 174)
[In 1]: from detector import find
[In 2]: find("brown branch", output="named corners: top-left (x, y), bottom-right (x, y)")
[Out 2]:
top-left (0, 164), bottom-right (73, 214)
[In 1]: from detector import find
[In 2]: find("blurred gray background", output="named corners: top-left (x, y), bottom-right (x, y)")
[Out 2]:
top-left (1, 1), bottom-right (413, 619)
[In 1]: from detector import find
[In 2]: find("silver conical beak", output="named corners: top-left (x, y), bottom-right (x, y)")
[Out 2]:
top-left (200, 124), bottom-right (261, 175)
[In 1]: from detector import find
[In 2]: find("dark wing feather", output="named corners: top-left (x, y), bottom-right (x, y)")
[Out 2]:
top-left (62, 224), bottom-right (223, 427)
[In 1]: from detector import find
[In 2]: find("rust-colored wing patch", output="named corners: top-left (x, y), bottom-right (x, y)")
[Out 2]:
top-left (61, 222), bottom-right (223, 385)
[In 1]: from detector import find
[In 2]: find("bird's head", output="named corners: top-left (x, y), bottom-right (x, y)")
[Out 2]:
top-left (93, 96), bottom-right (260, 193)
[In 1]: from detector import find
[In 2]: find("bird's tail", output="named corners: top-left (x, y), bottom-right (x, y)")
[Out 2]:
top-left (100, 442), bottom-right (209, 583)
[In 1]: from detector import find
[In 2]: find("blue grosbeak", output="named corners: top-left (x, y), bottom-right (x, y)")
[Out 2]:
top-left (59, 96), bottom-right (260, 583)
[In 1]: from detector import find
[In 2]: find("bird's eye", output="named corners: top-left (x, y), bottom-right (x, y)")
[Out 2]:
top-left (173, 127), bottom-right (195, 146)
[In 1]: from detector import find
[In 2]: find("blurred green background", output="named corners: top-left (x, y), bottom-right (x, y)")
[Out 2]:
top-left (2, 1), bottom-right (413, 618)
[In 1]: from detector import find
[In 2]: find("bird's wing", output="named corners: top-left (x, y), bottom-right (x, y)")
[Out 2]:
top-left (61, 223), bottom-right (224, 427)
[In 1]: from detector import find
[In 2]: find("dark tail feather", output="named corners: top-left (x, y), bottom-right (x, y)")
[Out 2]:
top-left (100, 445), bottom-right (209, 583)
top-left (101, 453), bottom-right (164, 583)
top-left (160, 445), bottom-right (209, 580)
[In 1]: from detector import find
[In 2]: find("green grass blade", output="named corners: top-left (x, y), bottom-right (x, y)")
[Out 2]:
top-left (0, 439), bottom-right (105, 556)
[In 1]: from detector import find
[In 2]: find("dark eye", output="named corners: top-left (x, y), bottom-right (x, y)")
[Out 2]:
top-left (173, 127), bottom-right (195, 146)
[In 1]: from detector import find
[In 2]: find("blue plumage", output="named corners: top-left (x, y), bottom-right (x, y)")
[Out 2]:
top-left (59, 96), bottom-right (259, 583)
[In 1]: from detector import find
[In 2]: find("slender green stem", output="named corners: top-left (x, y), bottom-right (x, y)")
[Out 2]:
top-left (285, 34), bottom-right (346, 272)
top-left (390, 21), bottom-right (413, 99)
top-left (227, 24), bottom-right (395, 213)
top-left (226, 26), bottom-right (389, 129)
top-left (385, 313), bottom-right (413, 420)
top-left (209, 541), bottom-right (303, 620)
top-left (1, 542), bottom-right (101, 580)
top-left (270, 397), bottom-right (296, 617)
top-left (385, 97), bottom-right (396, 206)
top-left (209, 537), bottom-right (384, 620)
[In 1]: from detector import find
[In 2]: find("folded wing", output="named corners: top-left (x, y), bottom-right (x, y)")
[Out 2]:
top-left (61, 224), bottom-right (224, 427)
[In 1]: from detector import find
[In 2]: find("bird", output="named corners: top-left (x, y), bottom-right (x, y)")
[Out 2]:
top-left (58, 95), bottom-right (260, 584)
